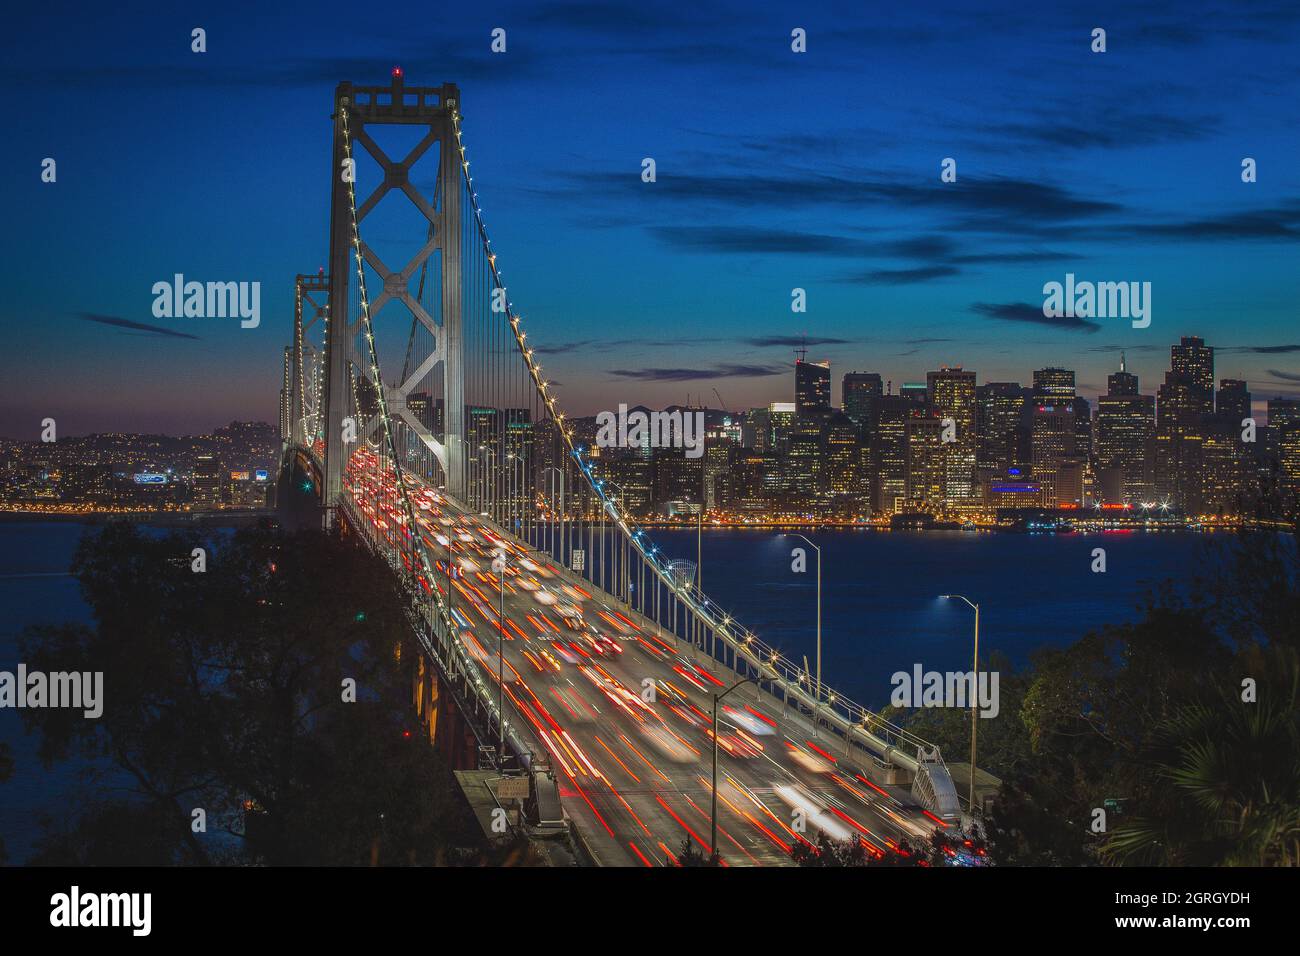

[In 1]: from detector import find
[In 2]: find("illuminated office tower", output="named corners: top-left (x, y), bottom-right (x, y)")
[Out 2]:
top-left (976, 382), bottom-right (1026, 477)
top-left (905, 417), bottom-right (946, 513)
top-left (1032, 367), bottom-right (1076, 409)
top-left (842, 371), bottom-right (883, 425)
top-left (795, 358), bottom-right (832, 417)
top-left (1155, 337), bottom-right (1214, 510)
top-left (784, 418), bottom-right (823, 510)
top-left (1199, 379), bottom-right (1253, 515)
top-left (1031, 404), bottom-right (1077, 506)
top-left (1216, 379), bottom-right (1251, 424)
top-left (653, 448), bottom-right (704, 509)
top-left (729, 448), bottom-right (771, 514)
top-left (1171, 336), bottom-right (1215, 415)
top-left (870, 394), bottom-right (913, 514)
top-left (900, 382), bottom-right (928, 410)
top-left (1107, 357), bottom-right (1139, 397)
top-left (192, 453), bottom-right (223, 507)
top-left (1095, 355), bottom-right (1155, 503)
top-left (820, 411), bottom-right (861, 505)
top-left (768, 402), bottom-right (796, 456)
top-left (926, 366), bottom-right (977, 503)
top-left (1028, 368), bottom-right (1079, 505)
top-left (1268, 398), bottom-right (1300, 516)
top-left (744, 406), bottom-right (770, 451)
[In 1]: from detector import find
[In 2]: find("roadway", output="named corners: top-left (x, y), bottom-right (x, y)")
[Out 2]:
top-left (344, 448), bottom-right (947, 867)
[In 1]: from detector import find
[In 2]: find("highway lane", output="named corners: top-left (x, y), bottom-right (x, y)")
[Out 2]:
top-left (345, 450), bottom-right (948, 866)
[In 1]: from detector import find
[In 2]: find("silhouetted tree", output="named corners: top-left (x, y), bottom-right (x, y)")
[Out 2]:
top-left (674, 836), bottom-right (714, 867)
top-left (19, 522), bottom-right (482, 865)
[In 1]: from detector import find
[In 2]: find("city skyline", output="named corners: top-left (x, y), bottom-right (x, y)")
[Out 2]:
top-left (5, 1), bottom-right (1300, 437)
top-left (10, 330), bottom-right (1298, 525)
top-left (2, 331), bottom-right (1296, 442)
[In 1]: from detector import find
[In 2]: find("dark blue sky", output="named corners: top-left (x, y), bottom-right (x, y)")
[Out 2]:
top-left (4, 0), bottom-right (1299, 437)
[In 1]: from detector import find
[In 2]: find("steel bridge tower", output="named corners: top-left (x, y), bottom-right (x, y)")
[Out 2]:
top-left (322, 73), bottom-right (465, 521)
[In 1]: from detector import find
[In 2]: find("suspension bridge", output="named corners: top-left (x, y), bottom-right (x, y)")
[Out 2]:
top-left (278, 71), bottom-right (961, 866)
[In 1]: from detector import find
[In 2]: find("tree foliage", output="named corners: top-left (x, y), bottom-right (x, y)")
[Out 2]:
top-left (19, 522), bottom-right (482, 865)
top-left (893, 532), bottom-right (1300, 867)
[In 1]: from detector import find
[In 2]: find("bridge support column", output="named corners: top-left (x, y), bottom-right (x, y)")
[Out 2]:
top-left (418, 655), bottom-right (477, 770)
top-left (321, 76), bottom-right (466, 521)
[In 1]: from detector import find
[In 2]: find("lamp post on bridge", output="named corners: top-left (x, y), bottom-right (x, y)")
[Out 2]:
top-left (710, 676), bottom-right (756, 864)
top-left (478, 445), bottom-right (498, 522)
top-left (941, 593), bottom-right (981, 816)
top-left (490, 543), bottom-right (546, 771)
top-left (437, 484), bottom-right (453, 618)
top-left (599, 478), bottom-right (629, 601)
top-left (782, 532), bottom-right (822, 708)
top-left (544, 465), bottom-right (566, 568)
top-left (505, 451), bottom-right (519, 535)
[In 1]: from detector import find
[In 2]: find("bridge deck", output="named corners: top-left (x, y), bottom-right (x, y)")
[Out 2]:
top-left (343, 458), bottom-right (948, 866)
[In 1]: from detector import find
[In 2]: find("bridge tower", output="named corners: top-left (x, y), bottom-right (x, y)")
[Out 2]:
top-left (291, 271), bottom-right (329, 450)
top-left (322, 73), bottom-right (465, 521)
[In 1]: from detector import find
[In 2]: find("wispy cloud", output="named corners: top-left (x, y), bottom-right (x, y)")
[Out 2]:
top-left (1221, 344), bottom-right (1300, 354)
top-left (608, 363), bottom-right (786, 382)
top-left (844, 265), bottom-right (960, 285)
top-left (970, 302), bottom-right (1101, 333)
top-left (743, 335), bottom-right (853, 348)
top-left (76, 313), bottom-right (200, 340)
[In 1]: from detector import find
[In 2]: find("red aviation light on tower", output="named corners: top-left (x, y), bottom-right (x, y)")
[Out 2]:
top-left (391, 65), bottom-right (403, 79)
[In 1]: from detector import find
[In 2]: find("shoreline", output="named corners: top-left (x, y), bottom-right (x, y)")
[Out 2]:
top-left (0, 509), bottom-right (276, 528)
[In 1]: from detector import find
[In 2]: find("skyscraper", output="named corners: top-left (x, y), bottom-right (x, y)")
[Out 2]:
top-left (905, 416), bottom-right (945, 512)
top-left (1171, 336), bottom-right (1215, 416)
top-left (1030, 368), bottom-right (1077, 506)
top-left (1031, 405), bottom-right (1077, 506)
top-left (976, 382), bottom-right (1026, 478)
top-left (870, 394), bottom-right (913, 514)
top-left (1095, 355), bottom-right (1155, 503)
top-left (1032, 367), bottom-right (1076, 409)
top-left (795, 359), bottom-right (831, 417)
top-left (768, 402), bottom-right (796, 456)
top-left (1155, 337), bottom-right (1215, 510)
top-left (1216, 379), bottom-right (1251, 424)
top-left (1107, 356), bottom-right (1139, 397)
top-left (784, 417), bottom-right (823, 511)
top-left (900, 382), bottom-right (928, 410)
top-left (1269, 399), bottom-right (1300, 516)
top-left (926, 366), bottom-right (977, 504)
top-left (842, 371), bottom-right (883, 425)
top-left (820, 411), bottom-right (861, 508)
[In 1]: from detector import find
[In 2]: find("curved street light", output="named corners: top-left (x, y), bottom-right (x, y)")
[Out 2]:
top-left (941, 593), bottom-right (981, 816)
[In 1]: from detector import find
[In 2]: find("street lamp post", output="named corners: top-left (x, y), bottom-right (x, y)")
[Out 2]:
top-left (478, 446), bottom-right (498, 521)
top-left (941, 593), bottom-right (981, 816)
top-left (711, 676), bottom-right (756, 863)
top-left (783, 533), bottom-right (822, 704)
top-left (437, 484), bottom-right (453, 617)
top-left (544, 465), bottom-right (566, 567)
top-left (493, 549), bottom-right (508, 767)
top-left (602, 479), bottom-right (629, 601)
top-left (491, 545), bottom-right (547, 770)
